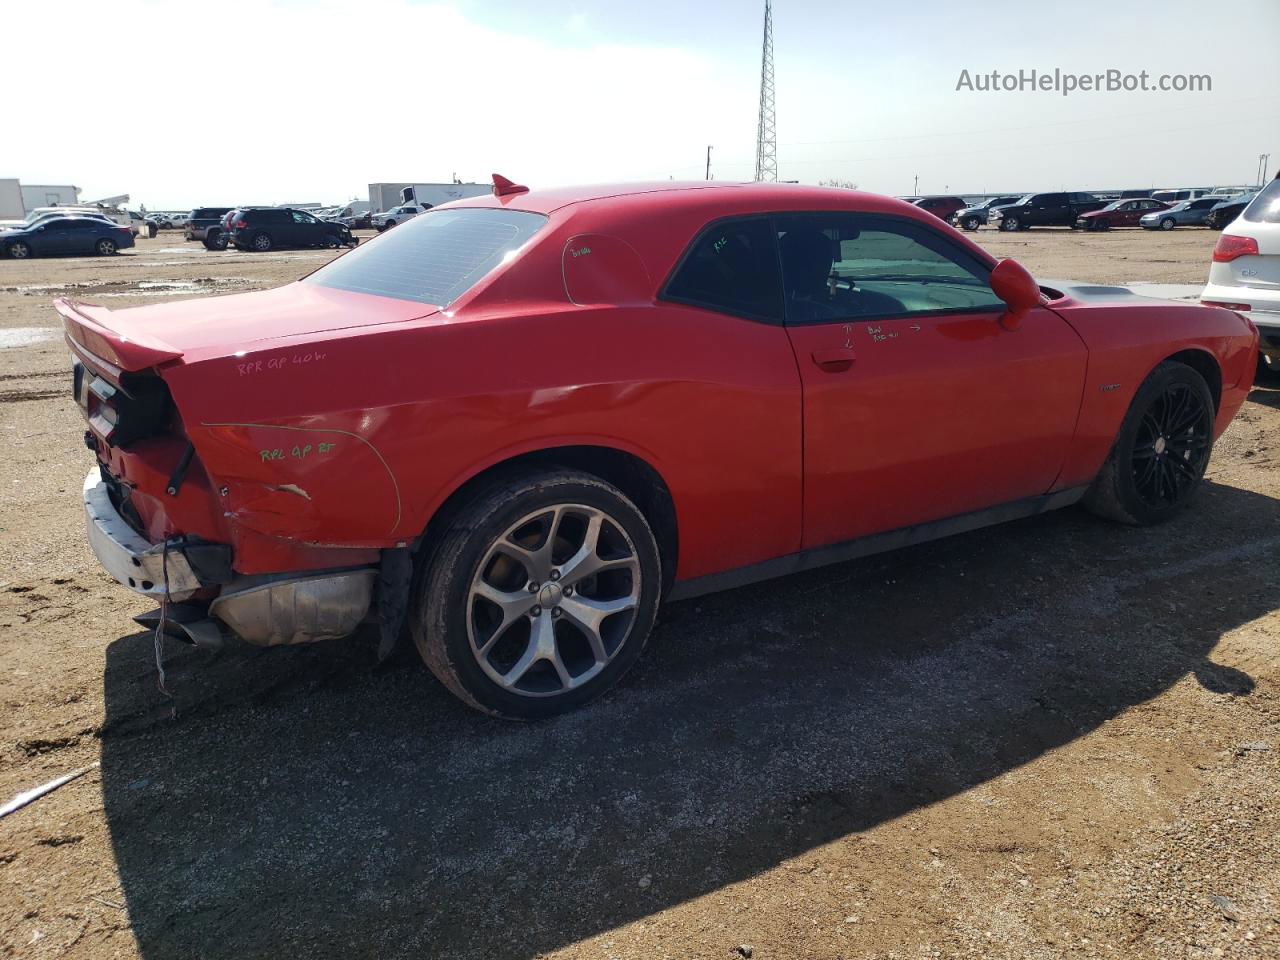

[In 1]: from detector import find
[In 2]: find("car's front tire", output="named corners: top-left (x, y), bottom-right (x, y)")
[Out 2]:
top-left (412, 469), bottom-right (662, 719)
top-left (1083, 360), bottom-right (1215, 526)
top-left (1160, 218), bottom-right (1176, 230)
top-left (5, 241), bottom-right (32, 259)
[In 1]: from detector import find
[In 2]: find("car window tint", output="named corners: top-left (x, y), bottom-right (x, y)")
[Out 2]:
top-left (291, 210), bottom-right (314, 223)
top-left (775, 214), bottom-right (1003, 325)
top-left (664, 217), bottom-right (783, 321)
top-left (306, 207), bottom-right (547, 307)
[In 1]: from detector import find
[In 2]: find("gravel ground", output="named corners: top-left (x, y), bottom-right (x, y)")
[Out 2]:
top-left (1, 226), bottom-right (1277, 960)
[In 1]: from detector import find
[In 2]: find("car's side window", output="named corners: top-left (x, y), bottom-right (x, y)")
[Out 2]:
top-left (663, 217), bottom-right (783, 322)
top-left (775, 214), bottom-right (1005, 325)
top-left (292, 210), bottom-right (315, 224)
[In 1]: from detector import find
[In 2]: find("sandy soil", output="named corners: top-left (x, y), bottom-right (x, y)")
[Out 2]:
top-left (1, 227), bottom-right (1277, 960)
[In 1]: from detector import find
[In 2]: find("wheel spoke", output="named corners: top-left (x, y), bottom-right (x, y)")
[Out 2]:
top-left (472, 581), bottom-right (538, 654)
top-left (496, 506), bottom-right (564, 582)
top-left (559, 592), bottom-right (638, 659)
top-left (558, 513), bottom-right (638, 586)
top-left (501, 640), bottom-right (541, 688)
top-left (1168, 454), bottom-right (1198, 480)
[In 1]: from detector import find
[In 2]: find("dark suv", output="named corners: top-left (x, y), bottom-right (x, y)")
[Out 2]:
top-left (990, 192), bottom-right (1107, 231)
top-left (226, 207), bottom-right (355, 252)
top-left (185, 207), bottom-right (233, 243)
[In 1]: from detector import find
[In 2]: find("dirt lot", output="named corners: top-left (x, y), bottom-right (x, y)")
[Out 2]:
top-left (1, 226), bottom-right (1277, 960)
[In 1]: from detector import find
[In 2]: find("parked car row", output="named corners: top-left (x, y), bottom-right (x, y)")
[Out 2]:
top-left (900, 186), bottom-right (1261, 233)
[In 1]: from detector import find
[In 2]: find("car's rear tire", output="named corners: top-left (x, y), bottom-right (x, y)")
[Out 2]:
top-left (1160, 218), bottom-right (1176, 230)
top-left (1083, 360), bottom-right (1215, 526)
top-left (1258, 353), bottom-right (1280, 384)
top-left (412, 469), bottom-right (662, 719)
top-left (251, 232), bottom-right (273, 251)
top-left (6, 241), bottom-right (32, 259)
top-left (962, 216), bottom-right (980, 231)
top-left (999, 216), bottom-right (1020, 232)
top-left (203, 228), bottom-right (228, 251)
top-left (95, 238), bottom-right (117, 256)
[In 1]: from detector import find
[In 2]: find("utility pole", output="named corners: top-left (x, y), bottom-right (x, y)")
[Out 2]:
top-left (706, 145), bottom-right (713, 181)
top-left (753, 0), bottom-right (777, 182)
top-left (913, 174), bottom-right (919, 195)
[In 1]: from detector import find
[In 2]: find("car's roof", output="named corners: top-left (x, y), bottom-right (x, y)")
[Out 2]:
top-left (449, 180), bottom-right (946, 221)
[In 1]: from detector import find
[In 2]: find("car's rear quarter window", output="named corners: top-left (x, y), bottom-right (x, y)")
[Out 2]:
top-left (306, 208), bottom-right (548, 307)
top-left (1243, 179), bottom-right (1280, 224)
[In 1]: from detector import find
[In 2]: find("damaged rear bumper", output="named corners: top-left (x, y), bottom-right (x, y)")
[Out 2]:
top-left (82, 469), bottom-right (376, 645)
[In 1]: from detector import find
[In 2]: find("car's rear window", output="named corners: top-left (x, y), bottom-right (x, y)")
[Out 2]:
top-left (1243, 179), bottom-right (1280, 224)
top-left (305, 208), bottom-right (548, 307)
top-left (191, 208), bottom-right (229, 219)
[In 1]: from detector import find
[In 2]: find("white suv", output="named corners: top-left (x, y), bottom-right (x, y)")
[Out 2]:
top-left (1202, 176), bottom-right (1280, 377)
top-left (372, 203), bottom-right (428, 232)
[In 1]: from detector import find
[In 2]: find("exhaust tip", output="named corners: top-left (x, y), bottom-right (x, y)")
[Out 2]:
top-left (134, 605), bottom-right (226, 652)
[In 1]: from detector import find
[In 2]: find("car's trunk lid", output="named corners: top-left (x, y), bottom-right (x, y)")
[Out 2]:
top-left (58, 283), bottom-right (439, 372)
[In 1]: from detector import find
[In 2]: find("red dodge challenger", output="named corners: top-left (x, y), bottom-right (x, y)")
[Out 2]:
top-left (60, 178), bottom-right (1258, 718)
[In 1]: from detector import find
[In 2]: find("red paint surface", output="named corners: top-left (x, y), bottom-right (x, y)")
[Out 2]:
top-left (58, 183), bottom-right (1258, 583)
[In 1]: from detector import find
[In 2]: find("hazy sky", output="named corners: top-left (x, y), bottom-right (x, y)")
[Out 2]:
top-left (4, 0), bottom-right (1278, 208)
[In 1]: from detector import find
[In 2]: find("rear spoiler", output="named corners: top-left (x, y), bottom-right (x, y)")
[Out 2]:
top-left (55, 298), bottom-right (183, 372)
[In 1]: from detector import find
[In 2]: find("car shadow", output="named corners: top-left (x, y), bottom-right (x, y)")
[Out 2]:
top-left (99, 482), bottom-right (1279, 959)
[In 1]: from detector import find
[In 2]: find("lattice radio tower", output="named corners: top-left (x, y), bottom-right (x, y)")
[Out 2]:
top-left (753, 0), bottom-right (777, 182)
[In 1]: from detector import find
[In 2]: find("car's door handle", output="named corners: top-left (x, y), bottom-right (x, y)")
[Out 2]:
top-left (811, 347), bottom-right (856, 372)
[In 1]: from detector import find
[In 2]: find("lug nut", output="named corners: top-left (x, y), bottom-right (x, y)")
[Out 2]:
top-left (528, 582), bottom-right (539, 592)
top-left (551, 608), bottom-right (562, 619)
top-left (563, 586), bottom-right (573, 597)
top-left (530, 605), bottom-right (542, 617)
top-left (549, 569), bottom-right (560, 581)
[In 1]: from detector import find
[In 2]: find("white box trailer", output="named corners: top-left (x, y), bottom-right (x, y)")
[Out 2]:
top-left (367, 182), bottom-right (491, 213)
top-left (0, 180), bottom-right (80, 219)
top-left (22, 183), bottom-right (80, 210)
top-left (0, 179), bottom-right (22, 219)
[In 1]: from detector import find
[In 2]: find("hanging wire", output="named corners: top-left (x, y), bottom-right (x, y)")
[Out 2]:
top-left (153, 539), bottom-right (172, 701)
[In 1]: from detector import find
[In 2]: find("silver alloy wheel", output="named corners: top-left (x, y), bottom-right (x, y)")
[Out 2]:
top-left (253, 234), bottom-right (272, 251)
top-left (1161, 218), bottom-right (1175, 230)
top-left (8, 242), bottom-right (30, 259)
top-left (466, 503), bottom-right (641, 697)
top-left (1001, 216), bottom-right (1019, 231)
top-left (96, 238), bottom-right (115, 255)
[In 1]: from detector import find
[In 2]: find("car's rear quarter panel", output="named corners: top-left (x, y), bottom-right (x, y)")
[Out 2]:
top-left (1048, 296), bottom-right (1256, 489)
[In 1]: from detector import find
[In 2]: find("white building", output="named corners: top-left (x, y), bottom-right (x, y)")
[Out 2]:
top-left (0, 179), bottom-right (81, 218)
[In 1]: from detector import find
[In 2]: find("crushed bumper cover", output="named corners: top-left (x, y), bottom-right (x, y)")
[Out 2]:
top-left (83, 471), bottom-right (203, 600)
top-left (82, 469), bottom-right (375, 645)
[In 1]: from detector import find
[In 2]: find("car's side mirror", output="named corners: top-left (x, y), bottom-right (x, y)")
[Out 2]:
top-left (990, 258), bottom-right (1041, 331)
